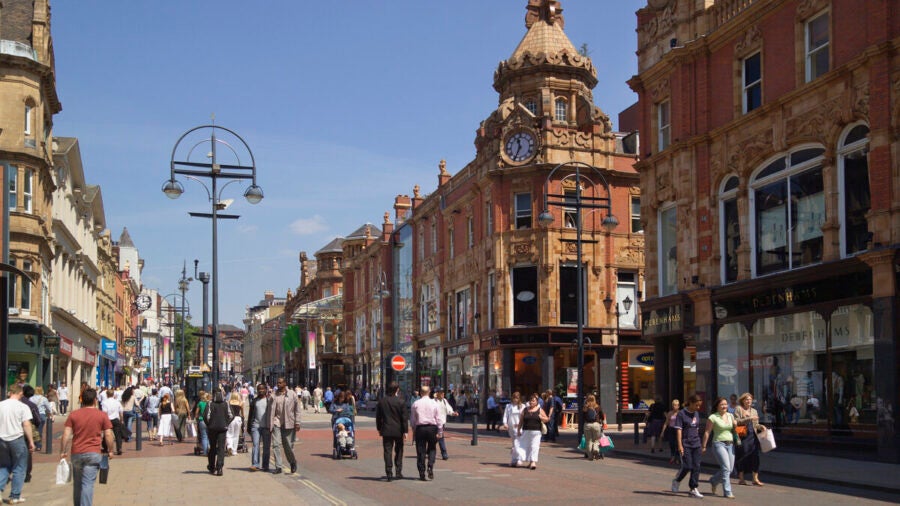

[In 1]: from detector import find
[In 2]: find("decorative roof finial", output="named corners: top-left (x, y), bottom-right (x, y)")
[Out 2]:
top-left (439, 159), bottom-right (448, 176)
top-left (413, 184), bottom-right (421, 198)
top-left (525, 0), bottom-right (564, 29)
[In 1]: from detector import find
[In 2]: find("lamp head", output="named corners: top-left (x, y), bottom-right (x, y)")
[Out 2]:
top-left (244, 184), bottom-right (264, 204)
top-left (601, 214), bottom-right (619, 231)
top-left (622, 295), bottom-right (633, 312)
top-left (537, 210), bottom-right (554, 228)
top-left (162, 179), bottom-right (184, 199)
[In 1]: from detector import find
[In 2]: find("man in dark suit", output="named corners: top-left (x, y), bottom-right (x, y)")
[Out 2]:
top-left (376, 382), bottom-right (408, 482)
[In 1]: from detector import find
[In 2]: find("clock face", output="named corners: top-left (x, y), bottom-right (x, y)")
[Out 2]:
top-left (135, 294), bottom-right (152, 311)
top-left (504, 131), bottom-right (536, 163)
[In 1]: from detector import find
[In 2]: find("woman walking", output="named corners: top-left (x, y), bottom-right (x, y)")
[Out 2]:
top-left (644, 399), bottom-right (667, 452)
top-left (517, 393), bottom-right (550, 470)
top-left (734, 392), bottom-right (764, 486)
top-left (701, 397), bottom-right (738, 499)
top-left (193, 391), bottom-right (211, 455)
top-left (672, 395), bottom-right (704, 498)
top-left (226, 392), bottom-right (244, 455)
top-left (174, 390), bottom-right (191, 443)
top-left (146, 388), bottom-right (161, 439)
top-left (157, 393), bottom-right (176, 445)
top-left (500, 391), bottom-right (525, 467)
top-left (582, 394), bottom-right (604, 461)
top-left (661, 399), bottom-right (681, 464)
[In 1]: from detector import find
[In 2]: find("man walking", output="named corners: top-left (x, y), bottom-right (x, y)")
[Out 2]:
top-left (313, 384), bottom-right (323, 414)
top-left (248, 383), bottom-right (272, 472)
top-left (58, 382), bottom-right (69, 415)
top-left (60, 387), bottom-right (114, 506)
top-left (375, 382), bottom-right (408, 481)
top-left (269, 377), bottom-right (301, 474)
top-left (409, 385), bottom-right (442, 481)
top-left (0, 384), bottom-right (35, 504)
top-left (323, 387), bottom-right (334, 412)
top-left (100, 389), bottom-right (124, 455)
top-left (434, 388), bottom-right (456, 460)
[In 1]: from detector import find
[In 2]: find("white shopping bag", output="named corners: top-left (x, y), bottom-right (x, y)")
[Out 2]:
top-left (759, 427), bottom-right (777, 453)
top-left (55, 458), bottom-right (71, 485)
top-left (187, 420), bottom-right (197, 438)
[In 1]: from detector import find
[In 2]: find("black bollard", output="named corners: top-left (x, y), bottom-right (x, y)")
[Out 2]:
top-left (633, 421), bottom-right (640, 445)
top-left (45, 416), bottom-right (53, 454)
top-left (135, 416), bottom-right (142, 451)
top-left (471, 412), bottom-right (478, 446)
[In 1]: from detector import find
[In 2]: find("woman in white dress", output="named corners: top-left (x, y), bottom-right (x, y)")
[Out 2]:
top-left (157, 393), bottom-right (176, 445)
top-left (501, 391), bottom-right (526, 467)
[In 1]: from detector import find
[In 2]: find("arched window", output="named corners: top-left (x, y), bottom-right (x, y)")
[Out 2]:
top-left (751, 147), bottom-right (825, 276)
top-left (838, 124), bottom-right (870, 257)
top-left (555, 98), bottom-right (567, 122)
top-left (719, 175), bottom-right (741, 283)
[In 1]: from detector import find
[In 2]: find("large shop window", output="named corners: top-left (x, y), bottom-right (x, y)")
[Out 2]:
top-left (658, 205), bottom-right (678, 295)
top-left (719, 176), bottom-right (740, 284)
top-left (752, 148), bottom-right (825, 276)
top-left (716, 304), bottom-right (876, 430)
top-left (512, 266), bottom-right (537, 326)
top-left (839, 124), bottom-right (870, 257)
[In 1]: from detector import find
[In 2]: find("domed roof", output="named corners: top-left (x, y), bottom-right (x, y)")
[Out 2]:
top-left (494, 0), bottom-right (597, 93)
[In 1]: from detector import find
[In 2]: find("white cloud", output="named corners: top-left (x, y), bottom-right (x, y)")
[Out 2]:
top-left (289, 215), bottom-right (328, 235)
top-left (237, 224), bottom-right (258, 234)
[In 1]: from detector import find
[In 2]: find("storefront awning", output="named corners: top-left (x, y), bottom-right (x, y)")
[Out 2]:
top-left (292, 294), bottom-right (343, 321)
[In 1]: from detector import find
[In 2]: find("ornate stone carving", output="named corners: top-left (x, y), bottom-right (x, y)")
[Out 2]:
top-left (734, 25), bottom-right (762, 57)
top-left (797, 0), bottom-right (829, 20)
top-left (852, 82), bottom-right (869, 118)
top-left (785, 97), bottom-right (840, 144)
top-left (513, 242), bottom-right (532, 256)
top-left (739, 130), bottom-right (774, 169)
top-left (526, 0), bottom-right (564, 29)
top-left (542, 263), bottom-right (554, 276)
top-left (565, 242), bottom-right (577, 254)
top-left (650, 78), bottom-right (670, 101)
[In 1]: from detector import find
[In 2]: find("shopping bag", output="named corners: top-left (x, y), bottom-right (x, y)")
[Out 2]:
top-left (187, 420), bottom-right (197, 438)
top-left (759, 427), bottom-right (777, 453)
top-left (55, 458), bottom-right (71, 485)
top-left (599, 435), bottom-right (615, 453)
top-left (577, 435), bottom-right (586, 451)
top-left (99, 454), bottom-right (109, 484)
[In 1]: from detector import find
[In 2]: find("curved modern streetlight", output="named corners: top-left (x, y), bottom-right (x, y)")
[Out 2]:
top-left (374, 271), bottom-right (390, 390)
top-left (538, 161), bottom-right (617, 442)
top-left (161, 292), bottom-right (190, 384)
top-left (162, 123), bottom-right (263, 389)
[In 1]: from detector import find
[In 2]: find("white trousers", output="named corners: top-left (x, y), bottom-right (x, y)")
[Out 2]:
top-left (520, 429), bottom-right (543, 463)
top-left (508, 429), bottom-right (526, 464)
top-left (226, 416), bottom-right (243, 451)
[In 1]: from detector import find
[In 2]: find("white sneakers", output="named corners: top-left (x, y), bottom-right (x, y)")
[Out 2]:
top-left (671, 479), bottom-right (680, 493)
top-left (689, 488), bottom-right (704, 498)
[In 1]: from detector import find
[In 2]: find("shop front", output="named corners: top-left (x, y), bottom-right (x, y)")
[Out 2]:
top-left (444, 342), bottom-right (477, 397)
top-left (641, 296), bottom-right (697, 409)
top-left (623, 347), bottom-right (696, 407)
top-left (98, 338), bottom-right (117, 388)
top-left (7, 319), bottom-right (54, 389)
top-left (710, 264), bottom-right (896, 460)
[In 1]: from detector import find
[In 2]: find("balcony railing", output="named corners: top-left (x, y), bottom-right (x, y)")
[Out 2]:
top-left (709, 0), bottom-right (757, 31)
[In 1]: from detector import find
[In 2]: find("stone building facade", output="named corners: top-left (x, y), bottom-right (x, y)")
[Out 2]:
top-left (1, 0), bottom-right (61, 388)
top-left (631, 0), bottom-right (900, 460)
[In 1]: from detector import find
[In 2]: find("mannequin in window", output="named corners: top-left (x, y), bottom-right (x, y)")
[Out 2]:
top-left (831, 370), bottom-right (845, 426)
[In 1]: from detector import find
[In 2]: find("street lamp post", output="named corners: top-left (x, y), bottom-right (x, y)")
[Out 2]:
top-left (538, 161), bottom-right (618, 442)
top-left (178, 261), bottom-right (192, 382)
top-left (161, 293), bottom-right (190, 384)
top-left (607, 294), bottom-right (633, 431)
top-left (374, 271), bottom-right (390, 390)
top-left (194, 260), bottom-right (210, 372)
top-left (163, 122), bottom-right (264, 389)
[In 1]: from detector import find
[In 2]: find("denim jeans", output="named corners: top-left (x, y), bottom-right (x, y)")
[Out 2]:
top-left (198, 420), bottom-right (209, 455)
top-left (71, 452), bottom-right (102, 506)
top-left (0, 436), bottom-right (27, 500)
top-left (711, 440), bottom-right (735, 495)
top-left (250, 425), bottom-right (271, 469)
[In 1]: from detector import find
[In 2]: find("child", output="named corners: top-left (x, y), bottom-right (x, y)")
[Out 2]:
top-left (337, 423), bottom-right (353, 448)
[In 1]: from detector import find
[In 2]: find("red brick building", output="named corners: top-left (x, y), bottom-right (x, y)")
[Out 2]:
top-left (631, 0), bottom-right (899, 460)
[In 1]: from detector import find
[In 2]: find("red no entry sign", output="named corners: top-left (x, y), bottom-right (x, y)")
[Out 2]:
top-left (390, 354), bottom-right (407, 371)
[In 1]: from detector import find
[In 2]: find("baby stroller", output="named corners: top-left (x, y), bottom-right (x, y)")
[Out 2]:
top-left (332, 416), bottom-right (358, 460)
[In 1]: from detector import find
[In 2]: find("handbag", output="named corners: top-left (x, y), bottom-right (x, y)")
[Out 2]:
top-left (577, 435), bottom-right (586, 451)
top-left (735, 425), bottom-right (748, 438)
top-left (759, 426), bottom-right (777, 453)
top-left (599, 435), bottom-right (614, 452)
top-left (55, 458), bottom-right (71, 485)
top-left (99, 454), bottom-right (109, 484)
top-left (540, 422), bottom-right (548, 435)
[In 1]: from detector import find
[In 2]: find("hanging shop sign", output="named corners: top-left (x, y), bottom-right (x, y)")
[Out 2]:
top-left (101, 338), bottom-right (117, 360)
top-left (60, 336), bottom-right (73, 357)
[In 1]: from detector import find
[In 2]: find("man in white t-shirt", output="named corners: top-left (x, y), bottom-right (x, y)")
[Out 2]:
top-left (0, 384), bottom-right (36, 503)
top-left (101, 390), bottom-right (124, 455)
top-left (58, 383), bottom-right (69, 415)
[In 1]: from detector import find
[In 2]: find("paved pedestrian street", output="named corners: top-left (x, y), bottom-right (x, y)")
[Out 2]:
top-left (27, 412), bottom-right (900, 505)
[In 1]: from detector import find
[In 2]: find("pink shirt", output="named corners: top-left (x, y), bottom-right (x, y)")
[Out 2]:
top-left (410, 397), bottom-right (443, 432)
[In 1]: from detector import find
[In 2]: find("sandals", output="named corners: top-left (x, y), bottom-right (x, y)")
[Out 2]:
top-left (753, 481), bottom-right (764, 487)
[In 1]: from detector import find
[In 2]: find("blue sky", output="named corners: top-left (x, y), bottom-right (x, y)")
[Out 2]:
top-left (50, 0), bottom-right (646, 326)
